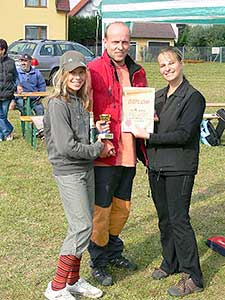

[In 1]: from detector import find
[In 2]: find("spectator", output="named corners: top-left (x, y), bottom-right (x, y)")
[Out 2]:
top-left (0, 38), bottom-right (17, 142)
top-left (87, 21), bottom-right (148, 286)
top-left (15, 53), bottom-right (46, 115)
top-left (131, 46), bottom-right (205, 297)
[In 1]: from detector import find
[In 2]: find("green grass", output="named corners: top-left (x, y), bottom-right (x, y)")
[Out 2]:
top-left (144, 61), bottom-right (225, 103)
top-left (1, 62), bottom-right (225, 300)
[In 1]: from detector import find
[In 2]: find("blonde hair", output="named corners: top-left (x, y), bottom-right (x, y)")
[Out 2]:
top-left (48, 67), bottom-right (90, 110)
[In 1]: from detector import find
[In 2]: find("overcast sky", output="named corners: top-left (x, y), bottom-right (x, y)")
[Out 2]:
top-left (69, 0), bottom-right (80, 9)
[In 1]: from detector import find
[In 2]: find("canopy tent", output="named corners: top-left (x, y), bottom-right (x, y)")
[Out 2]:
top-left (101, 0), bottom-right (225, 24)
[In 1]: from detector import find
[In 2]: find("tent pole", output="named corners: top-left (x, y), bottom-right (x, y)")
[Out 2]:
top-left (101, 19), bottom-right (105, 55)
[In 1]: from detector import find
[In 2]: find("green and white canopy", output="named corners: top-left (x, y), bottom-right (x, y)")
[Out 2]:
top-left (101, 0), bottom-right (225, 24)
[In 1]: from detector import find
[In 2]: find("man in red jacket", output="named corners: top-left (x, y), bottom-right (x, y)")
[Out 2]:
top-left (88, 21), bottom-right (148, 286)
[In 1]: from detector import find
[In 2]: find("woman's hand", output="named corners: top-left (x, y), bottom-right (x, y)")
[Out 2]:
top-left (130, 125), bottom-right (150, 139)
top-left (96, 135), bottom-right (104, 147)
top-left (99, 140), bottom-right (116, 158)
top-left (154, 112), bottom-right (159, 122)
top-left (96, 134), bottom-right (102, 143)
top-left (96, 120), bottom-right (110, 133)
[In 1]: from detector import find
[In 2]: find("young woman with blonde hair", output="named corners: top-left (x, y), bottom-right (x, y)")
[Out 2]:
top-left (44, 51), bottom-right (108, 300)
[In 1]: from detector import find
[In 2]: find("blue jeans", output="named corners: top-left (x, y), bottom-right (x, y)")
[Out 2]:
top-left (0, 99), bottom-right (13, 140)
top-left (16, 97), bottom-right (44, 115)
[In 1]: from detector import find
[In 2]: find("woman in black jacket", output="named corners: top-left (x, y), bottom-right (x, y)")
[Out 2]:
top-left (131, 47), bottom-right (205, 297)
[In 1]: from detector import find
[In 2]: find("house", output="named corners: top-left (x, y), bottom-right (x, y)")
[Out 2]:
top-left (69, 0), bottom-right (100, 17)
top-left (130, 22), bottom-right (176, 61)
top-left (0, 0), bottom-right (70, 44)
top-left (67, 1), bottom-right (176, 58)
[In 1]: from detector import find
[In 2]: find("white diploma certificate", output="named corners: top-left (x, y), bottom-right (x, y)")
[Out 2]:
top-left (122, 87), bottom-right (155, 133)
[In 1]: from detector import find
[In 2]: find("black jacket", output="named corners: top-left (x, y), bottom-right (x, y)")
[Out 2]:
top-left (147, 78), bottom-right (205, 175)
top-left (0, 54), bottom-right (17, 100)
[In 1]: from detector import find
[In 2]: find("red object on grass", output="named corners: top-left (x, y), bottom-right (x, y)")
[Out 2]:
top-left (206, 236), bottom-right (225, 256)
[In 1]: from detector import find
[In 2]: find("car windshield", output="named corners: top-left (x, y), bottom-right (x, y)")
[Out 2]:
top-left (8, 42), bottom-right (37, 56)
top-left (73, 44), bottom-right (94, 58)
top-left (57, 43), bottom-right (74, 55)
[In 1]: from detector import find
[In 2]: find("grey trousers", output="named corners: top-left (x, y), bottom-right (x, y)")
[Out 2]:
top-left (54, 168), bottom-right (95, 258)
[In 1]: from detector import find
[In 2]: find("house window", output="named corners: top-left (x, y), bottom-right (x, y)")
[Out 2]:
top-left (129, 41), bottom-right (137, 60)
top-left (25, 26), bottom-right (47, 39)
top-left (148, 41), bottom-right (170, 60)
top-left (148, 41), bottom-right (170, 47)
top-left (25, 0), bottom-right (47, 7)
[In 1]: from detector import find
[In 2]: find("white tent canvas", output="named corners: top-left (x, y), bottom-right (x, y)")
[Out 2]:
top-left (101, 0), bottom-right (225, 24)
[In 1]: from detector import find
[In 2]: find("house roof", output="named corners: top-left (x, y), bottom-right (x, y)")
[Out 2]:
top-left (68, 0), bottom-right (90, 17)
top-left (56, 0), bottom-right (70, 12)
top-left (131, 22), bottom-right (176, 39)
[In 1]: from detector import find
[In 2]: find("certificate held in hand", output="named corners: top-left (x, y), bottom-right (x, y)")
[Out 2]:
top-left (122, 87), bottom-right (155, 133)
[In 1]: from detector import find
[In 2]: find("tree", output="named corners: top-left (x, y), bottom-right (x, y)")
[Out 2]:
top-left (186, 25), bottom-right (207, 47)
top-left (176, 24), bottom-right (190, 46)
top-left (205, 25), bottom-right (225, 46)
top-left (176, 24), bottom-right (225, 47)
top-left (68, 16), bottom-right (102, 46)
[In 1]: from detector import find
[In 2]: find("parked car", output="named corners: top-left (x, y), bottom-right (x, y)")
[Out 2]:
top-left (8, 39), bottom-right (96, 84)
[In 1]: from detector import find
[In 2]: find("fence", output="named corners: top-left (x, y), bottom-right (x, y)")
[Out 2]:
top-left (135, 46), bottom-right (225, 63)
top-left (87, 45), bottom-right (225, 63)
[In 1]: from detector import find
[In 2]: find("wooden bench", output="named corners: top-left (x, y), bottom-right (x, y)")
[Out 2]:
top-left (14, 91), bottom-right (48, 138)
top-left (203, 113), bottom-right (220, 120)
top-left (206, 102), bottom-right (225, 107)
top-left (14, 91), bottom-right (49, 115)
top-left (204, 102), bottom-right (225, 120)
top-left (20, 116), bottom-right (44, 150)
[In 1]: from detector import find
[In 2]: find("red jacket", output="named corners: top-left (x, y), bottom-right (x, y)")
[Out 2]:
top-left (88, 50), bottom-right (148, 165)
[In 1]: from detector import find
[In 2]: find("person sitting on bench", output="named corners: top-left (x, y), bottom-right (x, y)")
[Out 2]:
top-left (14, 53), bottom-right (46, 116)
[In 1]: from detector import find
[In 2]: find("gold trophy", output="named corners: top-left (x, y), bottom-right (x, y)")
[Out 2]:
top-left (98, 114), bottom-right (114, 139)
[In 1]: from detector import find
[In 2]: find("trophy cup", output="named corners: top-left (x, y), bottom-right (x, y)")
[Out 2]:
top-left (98, 114), bottom-right (114, 139)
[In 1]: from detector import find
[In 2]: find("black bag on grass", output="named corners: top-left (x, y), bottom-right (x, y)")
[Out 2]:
top-left (200, 120), bottom-right (220, 146)
top-left (215, 108), bottom-right (225, 139)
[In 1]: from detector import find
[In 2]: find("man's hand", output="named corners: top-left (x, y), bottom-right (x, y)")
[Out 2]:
top-left (17, 85), bottom-right (23, 94)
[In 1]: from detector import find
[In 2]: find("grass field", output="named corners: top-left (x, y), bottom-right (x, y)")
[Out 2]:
top-left (1, 62), bottom-right (225, 300)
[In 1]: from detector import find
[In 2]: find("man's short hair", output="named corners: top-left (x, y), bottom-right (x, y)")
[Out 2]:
top-left (0, 39), bottom-right (8, 52)
top-left (104, 22), bottom-right (131, 39)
